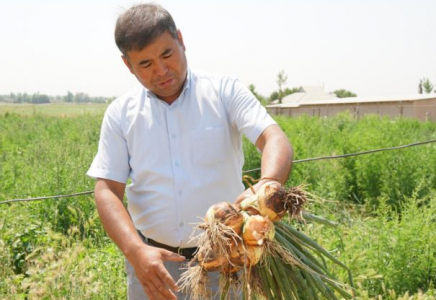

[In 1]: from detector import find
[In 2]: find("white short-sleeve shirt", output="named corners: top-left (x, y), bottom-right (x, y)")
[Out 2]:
top-left (87, 69), bottom-right (276, 247)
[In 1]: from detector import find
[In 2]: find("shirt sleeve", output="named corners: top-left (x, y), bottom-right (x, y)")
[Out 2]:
top-left (222, 78), bottom-right (277, 144)
top-left (86, 100), bottom-right (130, 183)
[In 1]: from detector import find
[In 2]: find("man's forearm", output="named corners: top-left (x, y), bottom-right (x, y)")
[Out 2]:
top-left (236, 125), bottom-right (292, 205)
top-left (256, 125), bottom-right (293, 185)
top-left (94, 179), bottom-right (145, 261)
top-left (94, 179), bottom-right (184, 299)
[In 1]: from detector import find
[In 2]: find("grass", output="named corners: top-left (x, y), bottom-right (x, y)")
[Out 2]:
top-left (1, 104), bottom-right (436, 299)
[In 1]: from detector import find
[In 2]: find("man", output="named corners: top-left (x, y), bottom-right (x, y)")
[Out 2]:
top-left (87, 3), bottom-right (293, 300)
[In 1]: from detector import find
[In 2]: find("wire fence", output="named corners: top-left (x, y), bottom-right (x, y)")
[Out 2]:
top-left (243, 139), bottom-right (436, 173)
top-left (0, 191), bottom-right (94, 205)
top-left (1, 138), bottom-right (435, 205)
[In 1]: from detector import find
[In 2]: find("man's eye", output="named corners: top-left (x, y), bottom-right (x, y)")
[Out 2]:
top-left (163, 53), bottom-right (173, 59)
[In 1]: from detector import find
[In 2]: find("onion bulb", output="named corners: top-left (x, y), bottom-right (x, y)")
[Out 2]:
top-left (242, 214), bottom-right (275, 246)
top-left (229, 241), bottom-right (263, 267)
top-left (221, 263), bottom-right (242, 274)
top-left (204, 202), bottom-right (244, 235)
top-left (240, 181), bottom-right (287, 222)
top-left (197, 245), bottom-right (228, 272)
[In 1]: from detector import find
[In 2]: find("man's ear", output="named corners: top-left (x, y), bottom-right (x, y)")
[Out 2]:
top-left (122, 55), bottom-right (134, 74)
top-left (177, 29), bottom-right (186, 51)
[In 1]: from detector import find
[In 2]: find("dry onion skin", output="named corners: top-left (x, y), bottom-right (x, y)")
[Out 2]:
top-left (204, 201), bottom-right (244, 236)
top-left (229, 241), bottom-right (263, 267)
top-left (194, 201), bottom-right (245, 263)
top-left (242, 214), bottom-right (275, 246)
top-left (240, 181), bottom-right (307, 222)
top-left (196, 244), bottom-right (228, 272)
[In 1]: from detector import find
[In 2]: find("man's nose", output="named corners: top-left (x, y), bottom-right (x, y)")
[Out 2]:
top-left (154, 60), bottom-right (168, 76)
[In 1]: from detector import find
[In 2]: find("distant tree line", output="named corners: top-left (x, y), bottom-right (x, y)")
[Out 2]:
top-left (248, 72), bottom-right (436, 105)
top-left (249, 70), bottom-right (357, 104)
top-left (0, 91), bottom-right (114, 104)
top-left (5, 75), bottom-right (432, 106)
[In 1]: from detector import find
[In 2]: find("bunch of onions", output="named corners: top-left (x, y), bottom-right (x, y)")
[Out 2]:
top-left (178, 181), bottom-right (355, 300)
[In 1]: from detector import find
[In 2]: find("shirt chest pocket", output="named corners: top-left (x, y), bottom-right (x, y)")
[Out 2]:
top-left (190, 127), bottom-right (226, 165)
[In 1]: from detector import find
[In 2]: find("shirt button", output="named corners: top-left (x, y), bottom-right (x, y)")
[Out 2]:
top-left (171, 134), bottom-right (177, 139)
top-left (178, 189), bottom-right (182, 195)
top-left (175, 161), bottom-right (180, 167)
top-left (179, 222), bottom-right (184, 227)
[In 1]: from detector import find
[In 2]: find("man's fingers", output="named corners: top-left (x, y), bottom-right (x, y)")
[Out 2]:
top-left (144, 277), bottom-right (176, 300)
top-left (144, 263), bottom-right (178, 299)
top-left (149, 272), bottom-right (178, 300)
top-left (143, 284), bottom-right (157, 300)
top-left (132, 246), bottom-right (183, 300)
top-left (234, 189), bottom-right (254, 206)
top-left (157, 263), bottom-right (180, 292)
top-left (162, 274), bottom-right (179, 292)
top-left (161, 249), bottom-right (186, 262)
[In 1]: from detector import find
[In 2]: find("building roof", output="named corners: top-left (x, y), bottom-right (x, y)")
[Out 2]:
top-left (267, 89), bottom-right (436, 108)
top-left (270, 86), bottom-right (337, 107)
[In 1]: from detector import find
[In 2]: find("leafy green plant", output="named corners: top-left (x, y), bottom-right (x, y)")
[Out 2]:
top-left (307, 190), bottom-right (436, 297)
top-left (2, 107), bottom-right (436, 299)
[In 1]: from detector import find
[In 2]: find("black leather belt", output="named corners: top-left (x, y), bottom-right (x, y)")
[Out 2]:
top-left (147, 238), bottom-right (198, 260)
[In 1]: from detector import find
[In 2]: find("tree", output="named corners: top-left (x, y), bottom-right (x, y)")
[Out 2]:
top-left (269, 87), bottom-right (299, 102)
top-left (73, 92), bottom-right (91, 103)
top-left (31, 93), bottom-right (50, 104)
top-left (65, 91), bottom-right (74, 103)
top-left (276, 70), bottom-right (288, 104)
top-left (248, 84), bottom-right (267, 105)
top-left (419, 78), bottom-right (434, 94)
top-left (334, 89), bottom-right (357, 98)
top-left (284, 87), bottom-right (300, 96)
top-left (269, 91), bottom-right (280, 102)
top-left (22, 93), bottom-right (30, 103)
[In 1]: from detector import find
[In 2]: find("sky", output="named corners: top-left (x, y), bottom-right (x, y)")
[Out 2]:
top-left (1, 0), bottom-right (436, 99)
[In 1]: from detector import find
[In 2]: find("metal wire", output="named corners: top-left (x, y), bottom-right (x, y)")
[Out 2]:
top-left (1, 138), bottom-right (435, 205)
top-left (242, 139), bottom-right (436, 173)
top-left (0, 191), bottom-right (93, 205)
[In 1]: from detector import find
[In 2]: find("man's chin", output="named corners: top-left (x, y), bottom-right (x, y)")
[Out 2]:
top-left (156, 86), bottom-right (184, 100)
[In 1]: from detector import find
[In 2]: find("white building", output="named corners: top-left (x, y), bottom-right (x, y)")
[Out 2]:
top-left (267, 86), bottom-right (436, 122)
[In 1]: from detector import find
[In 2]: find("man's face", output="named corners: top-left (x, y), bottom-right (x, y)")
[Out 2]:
top-left (123, 30), bottom-right (188, 104)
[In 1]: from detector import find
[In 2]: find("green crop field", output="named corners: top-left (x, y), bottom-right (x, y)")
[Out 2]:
top-left (1, 104), bottom-right (436, 299)
top-left (0, 103), bottom-right (108, 117)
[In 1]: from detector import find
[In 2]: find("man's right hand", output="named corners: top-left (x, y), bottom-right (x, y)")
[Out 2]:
top-left (129, 244), bottom-right (186, 300)
top-left (94, 178), bottom-right (186, 299)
